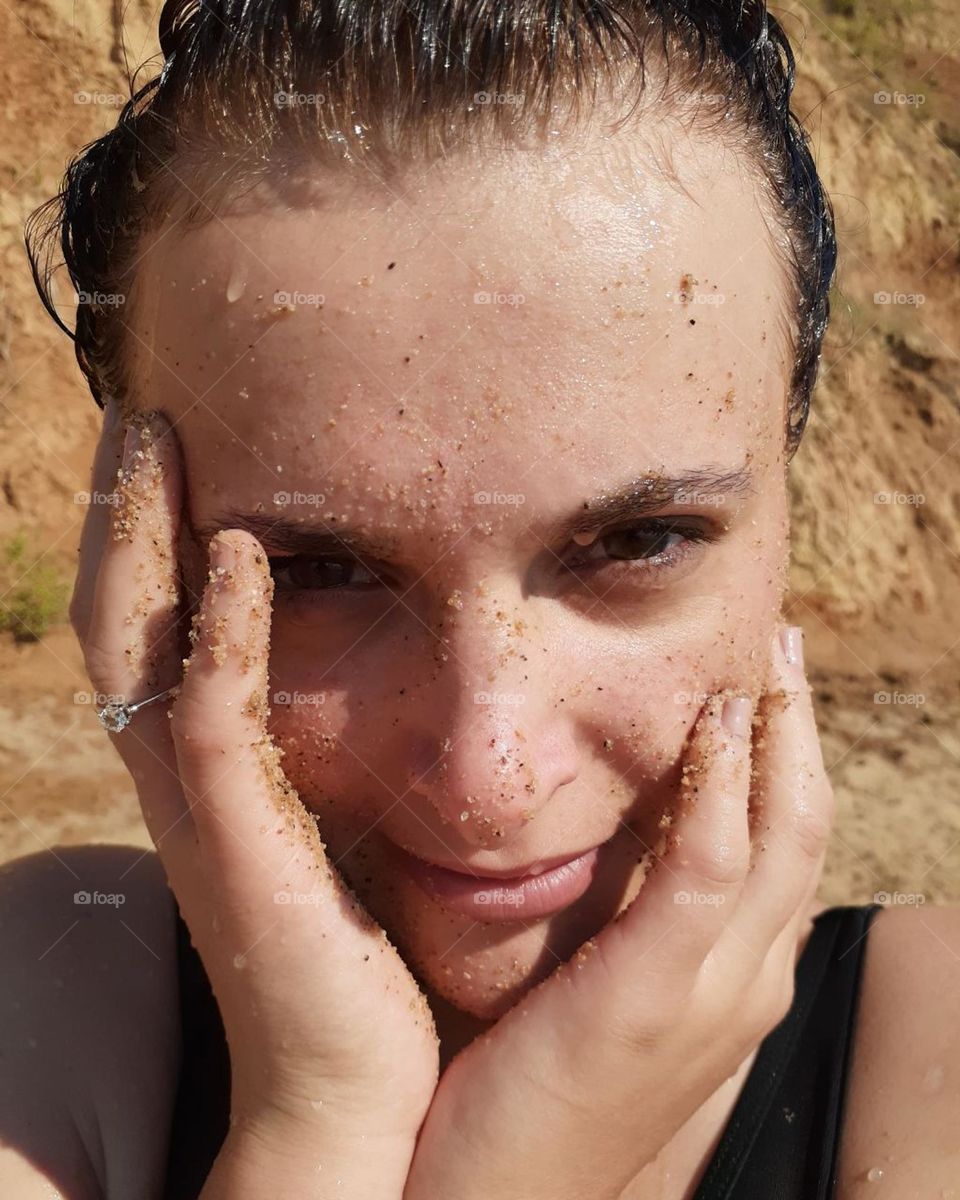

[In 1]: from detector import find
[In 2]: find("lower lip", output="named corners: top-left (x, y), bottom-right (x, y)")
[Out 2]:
top-left (392, 844), bottom-right (601, 922)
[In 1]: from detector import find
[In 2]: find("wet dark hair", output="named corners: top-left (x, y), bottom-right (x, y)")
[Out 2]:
top-left (25, 0), bottom-right (836, 454)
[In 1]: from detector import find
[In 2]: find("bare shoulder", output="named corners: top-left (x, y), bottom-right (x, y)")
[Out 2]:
top-left (0, 844), bottom-right (180, 1200)
top-left (837, 901), bottom-right (960, 1196)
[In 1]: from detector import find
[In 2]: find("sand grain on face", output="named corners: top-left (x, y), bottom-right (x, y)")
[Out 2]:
top-left (130, 113), bottom-right (798, 1021)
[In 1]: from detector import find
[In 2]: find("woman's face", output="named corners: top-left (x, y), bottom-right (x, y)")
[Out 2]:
top-left (131, 123), bottom-right (792, 1018)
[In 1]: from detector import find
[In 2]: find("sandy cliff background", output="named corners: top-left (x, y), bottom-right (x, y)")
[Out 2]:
top-left (0, 0), bottom-right (958, 904)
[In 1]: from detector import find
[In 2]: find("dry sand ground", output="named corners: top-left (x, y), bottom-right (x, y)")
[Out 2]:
top-left (1, 0), bottom-right (958, 906)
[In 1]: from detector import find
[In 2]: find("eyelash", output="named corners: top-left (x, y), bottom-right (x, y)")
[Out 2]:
top-left (563, 518), bottom-right (716, 575)
top-left (267, 518), bottom-right (718, 603)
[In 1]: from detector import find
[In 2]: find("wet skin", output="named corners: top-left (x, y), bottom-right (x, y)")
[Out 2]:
top-left (126, 119), bottom-right (794, 1026)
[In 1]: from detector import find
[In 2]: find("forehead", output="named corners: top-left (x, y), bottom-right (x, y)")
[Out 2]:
top-left (132, 128), bottom-right (791, 534)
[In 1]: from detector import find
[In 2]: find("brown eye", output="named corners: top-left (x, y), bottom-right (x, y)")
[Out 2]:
top-left (598, 524), bottom-right (686, 561)
top-left (569, 519), bottom-right (710, 569)
top-left (270, 555), bottom-right (379, 591)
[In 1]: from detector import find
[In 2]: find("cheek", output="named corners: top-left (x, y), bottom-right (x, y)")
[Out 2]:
top-left (588, 598), bottom-right (775, 776)
top-left (265, 687), bottom-right (364, 819)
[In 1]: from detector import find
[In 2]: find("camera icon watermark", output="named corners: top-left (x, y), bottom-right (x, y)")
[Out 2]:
top-left (473, 90), bottom-right (524, 106)
top-left (273, 289), bottom-right (325, 309)
top-left (473, 290), bottom-right (525, 307)
top-left (74, 890), bottom-right (125, 906)
top-left (272, 691), bottom-right (327, 707)
top-left (274, 91), bottom-right (326, 108)
top-left (475, 888), bottom-right (526, 906)
top-left (74, 91), bottom-right (125, 106)
top-left (672, 291), bottom-right (726, 306)
top-left (273, 490), bottom-right (327, 507)
top-left (473, 490), bottom-right (525, 506)
top-left (274, 890), bottom-right (325, 906)
top-left (873, 90), bottom-right (925, 106)
top-left (74, 490), bottom-right (120, 507)
top-left (873, 890), bottom-right (926, 906)
top-left (77, 290), bottom-right (126, 308)
top-left (674, 890), bottom-right (726, 906)
top-left (873, 491), bottom-right (925, 506)
top-left (873, 291), bottom-right (925, 306)
top-left (673, 489), bottom-right (725, 507)
top-left (873, 691), bottom-right (925, 706)
top-left (74, 690), bottom-right (125, 707)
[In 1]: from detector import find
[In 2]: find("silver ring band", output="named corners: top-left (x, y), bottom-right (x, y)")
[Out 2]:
top-left (96, 685), bottom-right (179, 733)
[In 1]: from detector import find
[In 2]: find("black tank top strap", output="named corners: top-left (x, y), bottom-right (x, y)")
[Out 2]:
top-left (692, 902), bottom-right (883, 1200)
top-left (163, 905), bottom-right (231, 1200)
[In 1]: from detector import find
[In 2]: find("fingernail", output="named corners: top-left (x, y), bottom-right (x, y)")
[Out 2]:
top-left (779, 625), bottom-right (804, 668)
top-left (209, 532), bottom-right (236, 576)
top-left (122, 423), bottom-right (141, 469)
top-left (721, 695), bottom-right (751, 738)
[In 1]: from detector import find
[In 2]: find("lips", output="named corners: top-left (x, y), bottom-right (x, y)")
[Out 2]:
top-left (389, 841), bottom-right (602, 922)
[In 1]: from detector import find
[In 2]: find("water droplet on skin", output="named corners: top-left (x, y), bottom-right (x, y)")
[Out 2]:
top-left (866, 1167), bottom-right (884, 1182)
top-left (226, 264), bottom-right (247, 303)
top-left (310, 1098), bottom-right (324, 1110)
top-left (233, 953), bottom-right (247, 970)
top-left (459, 811), bottom-right (469, 821)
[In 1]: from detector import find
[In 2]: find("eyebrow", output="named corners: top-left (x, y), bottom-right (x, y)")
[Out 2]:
top-left (193, 465), bottom-right (753, 558)
top-left (543, 465), bottom-right (754, 543)
top-left (192, 510), bottom-right (403, 559)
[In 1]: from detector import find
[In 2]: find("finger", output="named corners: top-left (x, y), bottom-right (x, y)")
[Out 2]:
top-left (595, 691), bottom-right (754, 985)
top-left (80, 409), bottom-right (193, 859)
top-left (169, 530), bottom-right (381, 950)
top-left (732, 623), bottom-right (833, 954)
top-left (84, 411), bottom-right (183, 698)
top-left (70, 396), bottom-right (125, 642)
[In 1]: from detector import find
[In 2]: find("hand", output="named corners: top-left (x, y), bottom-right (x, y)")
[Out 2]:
top-left (71, 404), bottom-right (440, 1191)
top-left (402, 624), bottom-right (832, 1200)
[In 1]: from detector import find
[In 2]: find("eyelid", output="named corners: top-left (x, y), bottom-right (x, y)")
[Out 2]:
top-left (567, 515), bottom-right (718, 551)
top-left (560, 517), bottom-right (718, 580)
top-left (267, 515), bottom-right (720, 601)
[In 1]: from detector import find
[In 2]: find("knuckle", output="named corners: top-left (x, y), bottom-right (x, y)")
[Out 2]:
top-left (606, 1002), bottom-right (675, 1056)
top-left (169, 691), bottom-right (233, 766)
top-left (80, 635), bottom-right (120, 695)
top-left (68, 586), bottom-right (89, 639)
top-left (581, 953), bottom-right (691, 1056)
top-left (169, 699), bottom-right (216, 755)
top-left (788, 803), bottom-right (831, 863)
top-left (690, 844), bottom-right (748, 890)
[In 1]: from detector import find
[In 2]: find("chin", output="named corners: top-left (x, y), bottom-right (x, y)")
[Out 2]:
top-left (334, 822), bottom-right (649, 1019)
top-left (390, 871), bottom-right (643, 1020)
top-left (421, 919), bottom-right (567, 1019)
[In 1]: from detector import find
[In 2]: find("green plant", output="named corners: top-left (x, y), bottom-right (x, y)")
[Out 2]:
top-left (0, 533), bottom-right (70, 642)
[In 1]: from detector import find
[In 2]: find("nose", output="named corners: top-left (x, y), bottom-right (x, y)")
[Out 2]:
top-left (403, 607), bottom-right (579, 847)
